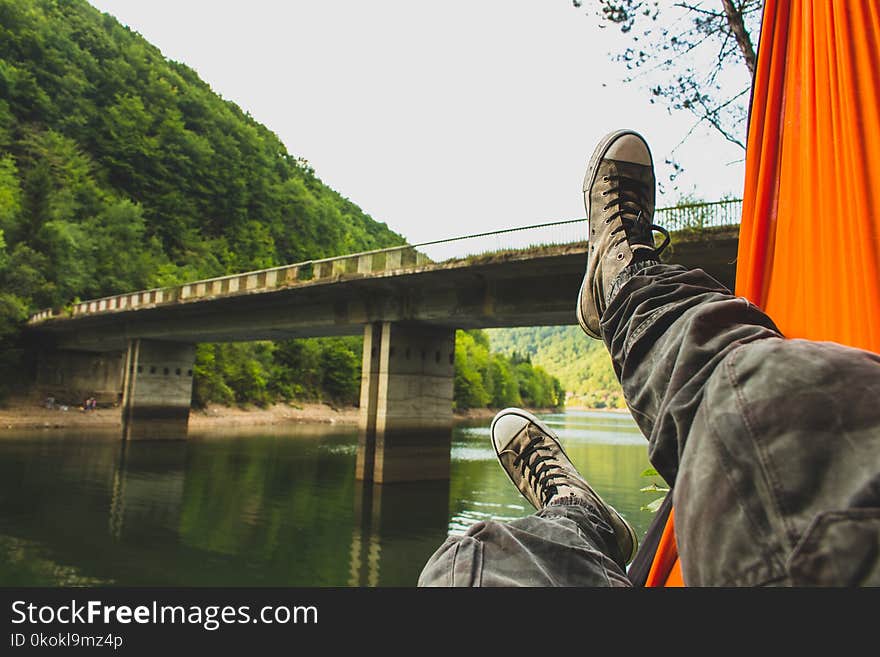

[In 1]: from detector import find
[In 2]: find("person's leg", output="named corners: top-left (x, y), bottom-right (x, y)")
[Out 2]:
top-left (601, 263), bottom-right (779, 484)
top-left (602, 268), bottom-right (880, 585)
top-left (418, 409), bottom-right (634, 587)
top-left (579, 129), bottom-right (880, 585)
top-left (418, 502), bottom-right (631, 587)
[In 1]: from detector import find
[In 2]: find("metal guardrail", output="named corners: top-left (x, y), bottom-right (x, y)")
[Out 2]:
top-left (657, 198), bottom-right (743, 232)
top-left (27, 199), bottom-right (742, 325)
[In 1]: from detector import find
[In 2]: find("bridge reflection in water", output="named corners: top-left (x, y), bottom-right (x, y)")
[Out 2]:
top-left (0, 412), bottom-right (655, 586)
top-left (348, 480), bottom-right (450, 587)
top-left (0, 425), bottom-right (451, 586)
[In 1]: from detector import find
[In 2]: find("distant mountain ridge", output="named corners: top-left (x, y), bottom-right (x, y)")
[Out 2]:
top-left (487, 326), bottom-right (626, 408)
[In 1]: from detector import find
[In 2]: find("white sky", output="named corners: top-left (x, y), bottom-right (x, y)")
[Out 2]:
top-left (87, 0), bottom-right (747, 244)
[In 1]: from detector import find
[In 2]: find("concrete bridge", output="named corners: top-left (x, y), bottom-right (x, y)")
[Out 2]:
top-left (26, 200), bottom-right (742, 483)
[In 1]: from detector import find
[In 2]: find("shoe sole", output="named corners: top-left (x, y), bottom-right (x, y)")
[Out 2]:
top-left (576, 129), bottom-right (652, 339)
top-left (490, 407), bottom-right (639, 561)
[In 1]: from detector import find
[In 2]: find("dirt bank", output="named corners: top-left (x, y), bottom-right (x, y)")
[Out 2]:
top-left (452, 407), bottom-right (566, 422)
top-left (0, 403), bottom-right (121, 430)
top-left (0, 398), bottom-right (360, 431)
top-left (0, 398), bottom-right (625, 433)
top-left (189, 402), bottom-right (360, 428)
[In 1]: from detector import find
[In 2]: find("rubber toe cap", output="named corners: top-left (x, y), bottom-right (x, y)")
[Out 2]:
top-left (490, 411), bottom-right (530, 453)
top-left (605, 133), bottom-right (652, 165)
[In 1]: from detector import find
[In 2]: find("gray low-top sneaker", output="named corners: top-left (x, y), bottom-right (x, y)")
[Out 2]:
top-left (490, 407), bottom-right (638, 563)
top-left (576, 129), bottom-right (670, 339)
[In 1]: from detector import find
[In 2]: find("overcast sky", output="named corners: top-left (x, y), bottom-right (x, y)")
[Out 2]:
top-left (87, 0), bottom-right (748, 244)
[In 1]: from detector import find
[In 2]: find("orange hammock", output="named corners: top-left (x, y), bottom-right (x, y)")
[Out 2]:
top-left (646, 0), bottom-right (880, 587)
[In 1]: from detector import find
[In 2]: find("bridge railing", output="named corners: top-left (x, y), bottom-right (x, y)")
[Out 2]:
top-left (28, 199), bottom-right (742, 324)
top-left (658, 198), bottom-right (743, 232)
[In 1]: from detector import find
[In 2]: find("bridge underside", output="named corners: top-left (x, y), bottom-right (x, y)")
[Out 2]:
top-left (32, 232), bottom-right (737, 352)
top-left (29, 231), bottom-right (738, 479)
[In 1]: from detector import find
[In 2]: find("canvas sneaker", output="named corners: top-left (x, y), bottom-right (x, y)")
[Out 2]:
top-left (576, 129), bottom-right (670, 339)
top-left (490, 407), bottom-right (638, 563)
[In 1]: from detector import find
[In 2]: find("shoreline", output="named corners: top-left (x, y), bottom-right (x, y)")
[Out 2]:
top-left (0, 398), bottom-right (629, 432)
top-left (0, 400), bottom-right (362, 432)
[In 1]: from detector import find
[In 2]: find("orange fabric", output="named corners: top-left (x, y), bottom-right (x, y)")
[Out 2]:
top-left (664, 556), bottom-right (684, 587)
top-left (737, 0), bottom-right (880, 352)
top-left (649, 0), bottom-right (880, 587)
top-left (644, 508), bottom-right (682, 587)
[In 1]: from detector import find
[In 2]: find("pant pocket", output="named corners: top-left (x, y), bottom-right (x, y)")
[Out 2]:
top-left (788, 509), bottom-right (880, 586)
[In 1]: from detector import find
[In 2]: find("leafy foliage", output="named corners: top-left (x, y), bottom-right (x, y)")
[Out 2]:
top-left (488, 326), bottom-right (626, 409)
top-left (193, 338), bottom-right (363, 409)
top-left (454, 330), bottom-right (565, 411)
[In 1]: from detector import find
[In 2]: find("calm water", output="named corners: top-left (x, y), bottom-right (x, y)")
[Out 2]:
top-left (0, 410), bottom-right (660, 586)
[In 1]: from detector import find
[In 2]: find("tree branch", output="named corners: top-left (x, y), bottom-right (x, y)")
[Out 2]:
top-left (721, 0), bottom-right (757, 74)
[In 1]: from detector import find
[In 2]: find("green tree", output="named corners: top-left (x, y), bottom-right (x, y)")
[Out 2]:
top-left (488, 326), bottom-right (624, 409)
top-left (453, 330), bottom-right (491, 410)
top-left (269, 339), bottom-right (323, 401)
top-left (488, 354), bottom-right (521, 408)
top-left (454, 329), bottom-right (564, 411)
top-left (0, 155), bottom-right (21, 235)
top-left (192, 345), bottom-right (235, 408)
top-left (319, 339), bottom-right (361, 404)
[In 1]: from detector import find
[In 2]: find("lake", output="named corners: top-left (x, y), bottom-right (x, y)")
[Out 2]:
top-left (0, 409), bottom-right (661, 586)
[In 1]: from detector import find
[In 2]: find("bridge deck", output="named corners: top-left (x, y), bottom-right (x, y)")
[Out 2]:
top-left (27, 225), bottom-right (739, 352)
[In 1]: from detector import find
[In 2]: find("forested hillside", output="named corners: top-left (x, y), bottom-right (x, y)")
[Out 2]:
top-left (488, 326), bottom-right (625, 409)
top-left (0, 0), bottom-right (563, 410)
top-left (455, 330), bottom-right (564, 411)
top-left (0, 0), bottom-right (404, 401)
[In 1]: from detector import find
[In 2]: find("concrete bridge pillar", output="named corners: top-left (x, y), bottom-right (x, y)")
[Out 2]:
top-left (356, 322), bottom-right (455, 483)
top-left (121, 339), bottom-right (196, 440)
top-left (35, 349), bottom-right (125, 406)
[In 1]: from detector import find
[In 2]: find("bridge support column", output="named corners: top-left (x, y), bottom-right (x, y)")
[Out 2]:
top-left (121, 339), bottom-right (195, 441)
top-left (356, 322), bottom-right (455, 483)
top-left (35, 349), bottom-right (125, 406)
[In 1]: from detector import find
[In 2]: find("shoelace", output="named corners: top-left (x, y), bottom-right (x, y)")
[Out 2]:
top-left (512, 429), bottom-right (567, 506)
top-left (603, 174), bottom-right (671, 256)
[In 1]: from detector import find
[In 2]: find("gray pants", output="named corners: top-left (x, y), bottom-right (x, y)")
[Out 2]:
top-left (418, 264), bottom-right (880, 586)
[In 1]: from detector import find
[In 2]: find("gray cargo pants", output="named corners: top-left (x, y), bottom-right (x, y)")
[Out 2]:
top-left (418, 263), bottom-right (880, 586)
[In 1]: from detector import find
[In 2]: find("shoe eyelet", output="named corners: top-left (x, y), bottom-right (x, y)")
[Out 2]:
top-left (604, 218), bottom-right (610, 224)
top-left (601, 191), bottom-right (607, 196)
top-left (616, 253), bottom-right (624, 260)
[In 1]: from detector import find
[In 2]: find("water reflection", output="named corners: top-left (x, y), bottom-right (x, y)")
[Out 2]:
top-left (0, 410), bottom-right (658, 586)
top-left (348, 481), bottom-right (450, 587)
top-left (109, 440), bottom-right (187, 542)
